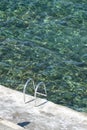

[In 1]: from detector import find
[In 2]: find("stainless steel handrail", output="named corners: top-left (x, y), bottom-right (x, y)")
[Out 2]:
top-left (23, 78), bottom-right (35, 103)
top-left (34, 82), bottom-right (47, 106)
top-left (35, 82), bottom-right (47, 97)
top-left (23, 78), bottom-right (47, 106)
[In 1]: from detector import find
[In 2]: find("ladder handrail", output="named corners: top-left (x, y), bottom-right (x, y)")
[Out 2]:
top-left (23, 78), bottom-right (35, 103)
top-left (34, 82), bottom-right (47, 98)
top-left (34, 82), bottom-right (47, 106)
top-left (23, 78), bottom-right (47, 106)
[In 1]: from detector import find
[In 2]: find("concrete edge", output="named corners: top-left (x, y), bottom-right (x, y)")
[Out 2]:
top-left (0, 118), bottom-right (25, 130)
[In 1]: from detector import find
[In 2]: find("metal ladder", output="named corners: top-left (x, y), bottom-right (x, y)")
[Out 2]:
top-left (23, 78), bottom-right (47, 106)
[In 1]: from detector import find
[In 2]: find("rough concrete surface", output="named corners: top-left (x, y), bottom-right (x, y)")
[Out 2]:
top-left (0, 85), bottom-right (87, 130)
top-left (0, 118), bottom-right (24, 130)
top-left (0, 123), bottom-right (17, 130)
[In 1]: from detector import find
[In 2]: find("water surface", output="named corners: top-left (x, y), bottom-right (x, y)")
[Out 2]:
top-left (0, 0), bottom-right (87, 112)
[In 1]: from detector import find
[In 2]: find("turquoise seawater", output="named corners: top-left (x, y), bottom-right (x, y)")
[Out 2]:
top-left (0, 0), bottom-right (87, 112)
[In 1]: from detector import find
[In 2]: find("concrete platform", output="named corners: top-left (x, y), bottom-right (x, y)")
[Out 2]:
top-left (0, 85), bottom-right (87, 130)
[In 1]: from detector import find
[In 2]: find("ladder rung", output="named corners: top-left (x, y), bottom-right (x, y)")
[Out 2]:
top-left (36, 92), bottom-right (47, 96)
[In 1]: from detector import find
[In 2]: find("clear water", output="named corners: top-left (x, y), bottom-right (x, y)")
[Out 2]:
top-left (0, 0), bottom-right (87, 112)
